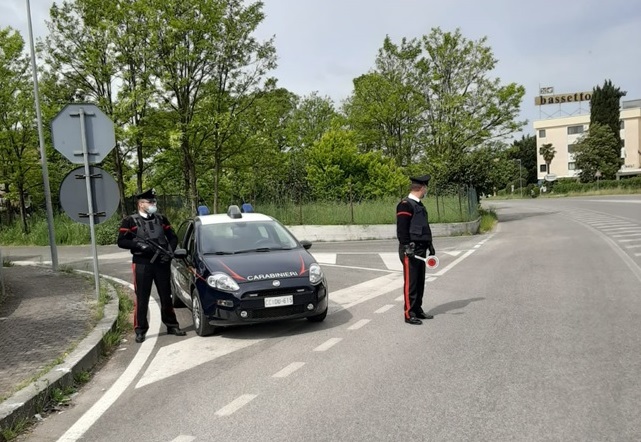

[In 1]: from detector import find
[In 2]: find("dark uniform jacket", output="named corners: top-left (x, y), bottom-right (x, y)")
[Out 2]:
top-left (117, 213), bottom-right (178, 264)
top-left (396, 197), bottom-right (432, 250)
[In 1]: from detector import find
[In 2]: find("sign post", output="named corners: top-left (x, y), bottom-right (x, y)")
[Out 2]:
top-left (52, 104), bottom-right (117, 299)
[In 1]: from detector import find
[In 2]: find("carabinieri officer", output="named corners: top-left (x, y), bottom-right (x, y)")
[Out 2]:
top-left (396, 175), bottom-right (436, 325)
top-left (117, 189), bottom-right (187, 343)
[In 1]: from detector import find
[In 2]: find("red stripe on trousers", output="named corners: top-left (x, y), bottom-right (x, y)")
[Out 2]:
top-left (403, 254), bottom-right (411, 319)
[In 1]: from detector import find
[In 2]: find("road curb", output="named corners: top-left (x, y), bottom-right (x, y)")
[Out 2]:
top-left (0, 278), bottom-right (119, 434)
top-left (287, 219), bottom-right (481, 242)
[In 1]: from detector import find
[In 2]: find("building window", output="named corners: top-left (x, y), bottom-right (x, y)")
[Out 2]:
top-left (568, 162), bottom-right (576, 170)
top-left (567, 125), bottom-right (584, 135)
top-left (539, 129), bottom-right (546, 138)
top-left (540, 164), bottom-right (547, 172)
top-left (568, 144), bottom-right (576, 154)
top-left (620, 120), bottom-right (625, 129)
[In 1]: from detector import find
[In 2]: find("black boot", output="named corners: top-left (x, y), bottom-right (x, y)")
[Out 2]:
top-left (167, 327), bottom-right (186, 336)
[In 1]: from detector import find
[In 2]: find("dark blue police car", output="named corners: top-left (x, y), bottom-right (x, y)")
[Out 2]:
top-left (170, 205), bottom-right (329, 336)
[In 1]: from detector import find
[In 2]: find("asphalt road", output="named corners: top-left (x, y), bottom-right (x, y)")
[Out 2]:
top-left (19, 195), bottom-right (641, 442)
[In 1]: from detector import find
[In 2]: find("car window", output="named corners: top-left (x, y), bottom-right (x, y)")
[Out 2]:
top-left (199, 220), bottom-right (298, 254)
top-left (176, 220), bottom-right (191, 247)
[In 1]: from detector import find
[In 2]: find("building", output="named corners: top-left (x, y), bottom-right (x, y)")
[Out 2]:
top-left (533, 98), bottom-right (641, 181)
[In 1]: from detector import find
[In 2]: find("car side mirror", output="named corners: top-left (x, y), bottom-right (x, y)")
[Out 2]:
top-left (300, 240), bottom-right (312, 250)
top-left (173, 248), bottom-right (188, 259)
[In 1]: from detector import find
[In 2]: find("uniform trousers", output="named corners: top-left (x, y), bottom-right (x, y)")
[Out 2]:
top-left (132, 262), bottom-right (180, 333)
top-left (398, 245), bottom-right (427, 319)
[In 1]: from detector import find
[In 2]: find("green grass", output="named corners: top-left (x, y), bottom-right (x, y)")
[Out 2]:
top-left (101, 284), bottom-right (134, 355)
top-left (258, 195), bottom-right (476, 226)
top-left (1, 417), bottom-right (30, 441)
top-left (478, 207), bottom-right (498, 233)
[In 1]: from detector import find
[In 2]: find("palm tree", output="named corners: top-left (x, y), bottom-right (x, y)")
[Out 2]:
top-left (540, 143), bottom-right (556, 176)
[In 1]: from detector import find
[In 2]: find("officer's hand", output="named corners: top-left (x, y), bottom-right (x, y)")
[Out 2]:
top-left (427, 241), bottom-right (436, 256)
top-left (134, 240), bottom-right (151, 253)
top-left (404, 242), bottom-right (415, 258)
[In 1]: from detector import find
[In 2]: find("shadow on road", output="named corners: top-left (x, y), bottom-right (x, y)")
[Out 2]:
top-left (427, 297), bottom-right (485, 316)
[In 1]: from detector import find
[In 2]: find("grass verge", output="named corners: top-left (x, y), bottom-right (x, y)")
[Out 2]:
top-left (478, 207), bottom-right (498, 233)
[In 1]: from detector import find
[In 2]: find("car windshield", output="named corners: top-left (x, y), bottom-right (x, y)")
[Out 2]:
top-left (198, 220), bottom-right (300, 254)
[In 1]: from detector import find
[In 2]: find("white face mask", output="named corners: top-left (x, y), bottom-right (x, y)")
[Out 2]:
top-left (145, 205), bottom-right (157, 215)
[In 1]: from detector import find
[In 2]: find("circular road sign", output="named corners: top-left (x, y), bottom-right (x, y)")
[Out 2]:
top-left (60, 166), bottom-right (120, 224)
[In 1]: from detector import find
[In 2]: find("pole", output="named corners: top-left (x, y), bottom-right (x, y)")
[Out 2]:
top-left (78, 108), bottom-right (101, 299)
top-left (518, 159), bottom-right (523, 198)
top-left (25, 0), bottom-right (58, 271)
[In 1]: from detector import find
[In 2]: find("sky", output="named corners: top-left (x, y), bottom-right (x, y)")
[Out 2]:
top-left (3, 0), bottom-right (641, 138)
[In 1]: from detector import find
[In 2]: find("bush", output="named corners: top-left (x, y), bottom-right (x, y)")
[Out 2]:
top-left (528, 185), bottom-right (540, 198)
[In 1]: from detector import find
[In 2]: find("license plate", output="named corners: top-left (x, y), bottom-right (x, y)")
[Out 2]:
top-left (264, 295), bottom-right (293, 308)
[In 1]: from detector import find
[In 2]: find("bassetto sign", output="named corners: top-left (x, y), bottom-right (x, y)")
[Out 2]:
top-left (535, 91), bottom-right (592, 105)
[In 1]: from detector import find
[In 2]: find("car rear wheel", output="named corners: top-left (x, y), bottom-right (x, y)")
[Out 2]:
top-left (306, 306), bottom-right (328, 323)
top-left (191, 288), bottom-right (217, 336)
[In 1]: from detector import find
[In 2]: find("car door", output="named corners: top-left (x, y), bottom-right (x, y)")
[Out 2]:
top-left (171, 219), bottom-right (194, 304)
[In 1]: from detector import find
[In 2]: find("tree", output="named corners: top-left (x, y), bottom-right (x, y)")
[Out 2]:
top-left (344, 36), bottom-right (424, 167)
top-left (415, 28), bottom-right (526, 183)
top-left (306, 127), bottom-right (406, 201)
top-left (0, 27), bottom-right (40, 233)
top-left (145, 0), bottom-right (277, 213)
top-left (540, 143), bottom-right (556, 176)
top-left (344, 28), bottom-right (526, 187)
top-left (573, 123), bottom-right (620, 182)
top-left (511, 134), bottom-right (537, 184)
top-left (589, 79), bottom-right (626, 172)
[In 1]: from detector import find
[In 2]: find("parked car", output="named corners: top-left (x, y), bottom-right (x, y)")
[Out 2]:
top-left (170, 205), bottom-right (329, 336)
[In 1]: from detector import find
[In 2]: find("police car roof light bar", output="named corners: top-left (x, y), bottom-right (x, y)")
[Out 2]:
top-left (227, 205), bottom-right (242, 219)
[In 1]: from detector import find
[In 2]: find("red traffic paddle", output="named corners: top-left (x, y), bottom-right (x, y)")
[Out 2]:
top-left (413, 255), bottom-right (439, 269)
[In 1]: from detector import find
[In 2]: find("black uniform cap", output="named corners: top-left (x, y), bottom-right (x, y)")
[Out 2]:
top-left (410, 175), bottom-right (431, 185)
top-left (135, 188), bottom-right (156, 200)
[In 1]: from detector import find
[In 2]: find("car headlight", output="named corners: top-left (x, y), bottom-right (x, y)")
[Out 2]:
top-left (309, 263), bottom-right (323, 285)
top-left (207, 273), bottom-right (240, 292)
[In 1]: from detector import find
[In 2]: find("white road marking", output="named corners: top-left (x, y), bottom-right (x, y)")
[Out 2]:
top-left (136, 337), bottom-right (264, 388)
top-left (375, 304), bottom-right (395, 314)
top-left (613, 233), bottom-right (641, 238)
top-left (395, 295), bottom-right (404, 302)
top-left (379, 252), bottom-right (402, 271)
top-left (310, 252), bottom-right (337, 264)
top-left (170, 436), bottom-right (196, 442)
top-left (272, 362), bottom-right (305, 378)
top-left (215, 394), bottom-right (257, 417)
top-left (348, 319), bottom-right (371, 330)
top-left (313, 338), bottom-right (342, 352)
top-left (433, 249), bottom-right (476, 276)
top-left (627, 244), bottom-right (641, 249)
top-left (443, 250), bottom-right (463, 257)
top-left (591, 222), bottom-right (633, 227)
top-left (330, 273), bottom-right (404, 309)
top-left (426, 276), bottom-right (437, 282)
top-left (619, 238), bottom-right (641, 243)
top-left (57, 276), bottom-right (160, 442)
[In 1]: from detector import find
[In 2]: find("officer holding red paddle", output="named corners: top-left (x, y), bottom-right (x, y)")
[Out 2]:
top-left (396, 175), bottom-right (436, 325)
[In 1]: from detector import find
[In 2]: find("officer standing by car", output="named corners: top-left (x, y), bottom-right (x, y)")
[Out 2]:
top-left (117, 189), bottom-right (187, 343)
top-left (396, 175), bottom-right (436, 325)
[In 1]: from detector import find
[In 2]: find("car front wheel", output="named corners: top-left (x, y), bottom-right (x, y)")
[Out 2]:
top-left (191, 288), bottom-right (217, 336)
